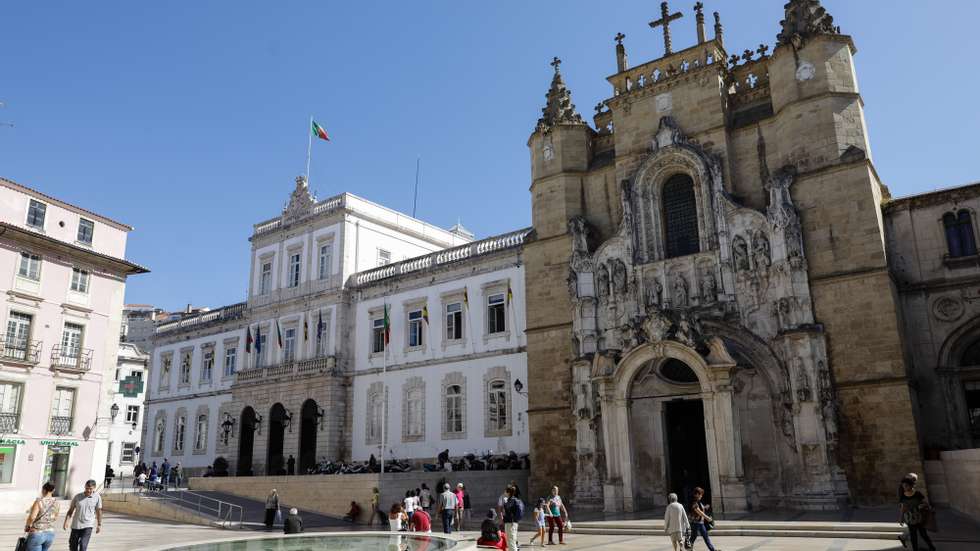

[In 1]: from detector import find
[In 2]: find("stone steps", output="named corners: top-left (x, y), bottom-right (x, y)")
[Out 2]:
top-left (569, 521), bottom-right (903, 540)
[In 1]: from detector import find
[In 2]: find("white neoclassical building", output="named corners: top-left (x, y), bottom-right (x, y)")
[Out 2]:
top-left (143, 176), bottom-right (529, 477)
top-left (0, 177), bottom-right (147, 512)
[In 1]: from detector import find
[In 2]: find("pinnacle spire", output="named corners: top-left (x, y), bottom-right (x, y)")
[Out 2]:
top-left (535, 57), bottom-right (585, 132)
top-left (777, 0), bottom-right (840, 48)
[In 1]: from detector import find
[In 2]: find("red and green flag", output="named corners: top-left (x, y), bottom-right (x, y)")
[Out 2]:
top-left (311, 120), bottom-right (330, 141)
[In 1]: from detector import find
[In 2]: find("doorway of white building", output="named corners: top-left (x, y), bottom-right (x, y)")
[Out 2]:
top-left (44, 445), bottom-right (71, 497)
top-left (664, 398), bottom-right (711, 506)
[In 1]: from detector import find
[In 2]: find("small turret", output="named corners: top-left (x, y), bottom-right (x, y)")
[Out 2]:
top-left (776, 0), bottom-right (841, 49)
top-left (535, 57), bottom-right (586, 133)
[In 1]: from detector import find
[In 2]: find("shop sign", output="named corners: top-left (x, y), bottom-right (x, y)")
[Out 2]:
top-left (40, 440), bottom-right (79, 447)
top-left (0, 438), bottom-right (25, 446)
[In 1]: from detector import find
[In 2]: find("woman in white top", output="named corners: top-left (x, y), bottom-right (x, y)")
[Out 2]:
top-left (403, 491), bottom-right (416, 521)
top-left (389, 503), bottom-right (407, 532)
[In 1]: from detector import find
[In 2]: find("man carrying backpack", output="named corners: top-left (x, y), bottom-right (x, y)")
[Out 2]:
top-left (502, 485), bottom-right (524, 551)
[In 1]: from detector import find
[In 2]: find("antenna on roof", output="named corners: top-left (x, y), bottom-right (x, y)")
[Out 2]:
top-left (412, 156), bottom-right (421, 218)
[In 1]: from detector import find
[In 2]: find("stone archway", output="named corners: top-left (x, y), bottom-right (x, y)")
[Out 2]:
top-left (237, 407), bottom-right (256, 476)
top-left (299, 399), bottom-right (319, 475)
top-left (596, 338), bottom-right (747, 514)
top-left (266, 403), bottom-right (288, 476)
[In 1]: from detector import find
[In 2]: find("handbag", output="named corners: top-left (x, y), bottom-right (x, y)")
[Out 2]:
top-left (564, 520), bottom-right (573, 532)
top-left (15, 536), bottom-right (28, 551)
top-left (705, 519), bottom-right (715, 531)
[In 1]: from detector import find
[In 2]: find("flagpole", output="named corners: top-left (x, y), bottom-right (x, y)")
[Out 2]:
top-left (305, 115), bottom-right (313, 184)
top-left (380, 296), bottom-right (387, 486)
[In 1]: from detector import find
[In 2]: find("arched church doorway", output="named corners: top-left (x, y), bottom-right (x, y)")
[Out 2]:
top-left (237, 407), bottom-right (256, 476)
top-left (299, 399), bottom-right (319, 474)
top-left (628, 357), bottom-right (712, 509)
top-left (267, 403), bottom-right (288, 476)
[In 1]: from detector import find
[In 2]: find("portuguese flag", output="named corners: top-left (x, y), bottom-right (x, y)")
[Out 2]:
top-left (383, 304), bottom-right (391, 345)
top-left (311, 120), bottom-right (330, 141)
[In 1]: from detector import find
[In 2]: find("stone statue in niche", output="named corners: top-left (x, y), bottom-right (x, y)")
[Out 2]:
top-left (733, 235), bottom-right (750, 271)
top-left (672, 275), bottom-right (689, 308)
top-left (699, 269), bottom-right (717, 302)
top-left (597, 264), bottom-right (610, 298)
top-left (567, 269), bottom-right (578, 299)
top-left (773, 297), bottom-right (793, 330)
top-left (645, 277), bottom-right (663, 307)
top-left (570, 217), bottom-right (589, 255)
top-left (785, 222), bottom-right (803, 260)
top-left (674, 313), bottom-right (702, 348)
top-left (612, 260), bottom-right (628, 295)
top-left (753, 231), bottom-right (771, 269)
top-left (817, 360), bottom-right (833, 402)
top-left (794, 357), bottom-right (812, 402)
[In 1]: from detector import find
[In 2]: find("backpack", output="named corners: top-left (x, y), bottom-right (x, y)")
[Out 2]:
top-left (506, 497), bottom-right (525, 522)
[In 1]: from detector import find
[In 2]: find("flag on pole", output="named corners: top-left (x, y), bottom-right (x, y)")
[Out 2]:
top-left (507, 282), bottom-right (514, 306)
top-left (276, 320), bottom-right (283, 348)
top-left (463, 288), bottom-right (469, 309)
top-left (311, 120), bottom-right (330, 141)
top-left (255, 325), bottom-right (262, 354)
top-left (422, 305), bottom-right (429, 325)
top-left (303, 315), bottom-right (309, 341)
top-left (317, 310), bottom-right (325, 340)
top-left (245, 326), bottom-right (253, 353)
top-left (383, 304), bottom-right (391, 345)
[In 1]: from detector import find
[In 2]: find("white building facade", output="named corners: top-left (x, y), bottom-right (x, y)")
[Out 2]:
top-left (142, 176), bottom-right (529, 477)
top-left (0, 177), bottom-right (146, 512)
top-left (105, 342), bottom-right (148, 478)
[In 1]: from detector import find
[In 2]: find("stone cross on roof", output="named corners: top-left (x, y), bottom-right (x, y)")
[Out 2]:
top-left (649, 1), bottom-right (684, 56)
top-left (615, 32), bottom-right (625, 45)
top-left (550, 56), bottom-right (561, 73)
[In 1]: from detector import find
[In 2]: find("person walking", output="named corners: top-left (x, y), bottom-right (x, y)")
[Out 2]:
top-left (368, 487), bottom-right (381, 526)
top-left (454, 483), bottom-right (466, 530)
top-left (664, 493), bottom-right (691, 551)
top-left (688, 487), bottom-right (717, 551)
top-left (284, 508), bottom-right (303, 534)
top-left (264, 489), bottom-right (280, 530)
top-left (62, 480), bottom-right (102, 551)
top-left (287, 455), bottom-right (296, 476)
top-left (530, 498), bottom-right (547, 547)
top-left (420, 483), bottom-right (432, 512)
top-left (404, 490), bottom-right (417, 522)
top-left (23, 481), bottom-right (60, 551)
top-left (172, 462), bottom-right (182, 488)
top-left (161, 459), bottom-right (171, 489)
top-left (436, 483), bottom-right (458, 534)
top-left (546, 485), bottom-right (569, 545)
top-left (899, 477), bottom-right (936, 551)
top-left (502, 486), bottom-right (524, 551)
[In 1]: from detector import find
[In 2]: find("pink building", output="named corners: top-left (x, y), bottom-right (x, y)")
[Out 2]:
top-left (0, 177), bottom-right (146, 512)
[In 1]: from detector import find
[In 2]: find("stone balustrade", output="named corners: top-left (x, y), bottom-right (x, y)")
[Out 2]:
top-left (352, 228), bottom-right (531, 287)
top-left (608, 40), bottom-right (726, 96)
top-left (234, 355), bottom-right (337, 385)
top-left (155, 302), bottom-right (247, 335)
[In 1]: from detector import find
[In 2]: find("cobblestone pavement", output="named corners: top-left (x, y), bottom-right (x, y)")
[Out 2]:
top-left (4, 512), bottom-right (980, 551)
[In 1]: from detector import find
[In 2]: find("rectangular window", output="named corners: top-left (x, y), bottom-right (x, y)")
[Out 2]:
top-left (446, 384), bottom-right (463, 434)
top-left (26, 199), bottom-right (46, 229)
top-left (283, 328), bottom-right (296, 362)
top-left (77, 219), bottom-right (95, 245)
top-left (259, 262), bottom-right (272, 295)
top-left (0, 382), bottom-right (23, 434)
top-left (318, 244), bottom-right (332, 280)
top-left (18, 252), bottom-right (41, 281)
top-left (160, 356), bottom-right (172, 388)
top-left (61, 323), bottom-right (84, 359)
top-left (179, 353), bottom-right (191, 384)
top-left (407, 388), bottom-right (423, 437)
top-left (224, 347), bottom-right (237, 376)
top-left (70, 268), bottom-right (90, 293)
top-left (446, 303), bottom-right (463, 341)
top-left (201, 349), bottom-right (214, 382)
top-left (126, 405), bottom-right (140, 424)
top-left (966, 381), bottom-right (980, 436)
top-left (174, 416), bottom-right (185, 452)
top-left (50, 387), bottom-right (75, 434)
top-left (371, 317), bottom-right (385, 354)
top-left (288, 253), bottom-right (301, 288)
top-left (377, 249), bottom-right (391, 267)
top-left (487, 293), bottom-right (506, 334)
top-left (121, 442), bottom-right (136, 464)
top-left (488, 380), bottom-right (508, 432)
top-left (4, 312), bottom-right (34, 361)
top-left (256, 334), bottom-right (267, 369)
top-left (408, 309), bottom-right (424, 348)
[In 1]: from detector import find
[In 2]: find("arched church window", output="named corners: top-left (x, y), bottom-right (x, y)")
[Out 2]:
top-left (662, 174), bottom-right (700, 258)
top-left (660, 358), bottom-right (699, 384)
top-left (961, 339), bottom-right (980, 367)
top-left (943, 210), bottom-right (977, 258)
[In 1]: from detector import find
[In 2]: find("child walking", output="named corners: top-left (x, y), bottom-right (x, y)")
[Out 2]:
top-left (529, 498), bottom-right (546, 546)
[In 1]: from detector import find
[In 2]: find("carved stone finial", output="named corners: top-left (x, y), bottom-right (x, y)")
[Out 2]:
top-left (757, 43), bottom-right (770, 57)
top-left (713, 11), bottom-right (724, 47)
top-left (694, 2), bottom-right (706, 44)
top-left (649, 1), bottom-right (684, 56)
top-left (614, 33), bottom-right (628, 72)
top-left (283, 175), bottom-right (315, 220)
top-left (536, 57), bottom-right (586, 132)
top-left (728, 54), bottom-right (740, 68)
top-left (614, 32), bottom-right (625, 45)
top-left (742, 49), bottom-right (754, 63)
top-left (777, 0), bottom-right (840, 48)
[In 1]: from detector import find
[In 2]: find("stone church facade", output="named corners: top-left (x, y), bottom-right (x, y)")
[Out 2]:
top-left (524, 1), bottom-right (922, 512)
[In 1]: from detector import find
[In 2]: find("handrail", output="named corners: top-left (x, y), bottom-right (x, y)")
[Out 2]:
top-left (103, 473), bottom-right (244, 529)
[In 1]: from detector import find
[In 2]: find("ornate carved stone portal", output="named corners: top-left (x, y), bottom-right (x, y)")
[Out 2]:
top-left (567, 116), bottom-right (846, 513)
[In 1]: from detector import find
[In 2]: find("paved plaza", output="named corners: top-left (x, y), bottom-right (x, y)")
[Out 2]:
top-left (4, 509), bottom-right (980, 551)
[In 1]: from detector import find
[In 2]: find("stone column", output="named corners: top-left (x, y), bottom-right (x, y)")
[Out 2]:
top-left (705, 362), bottom-right (748, 513)
top-left (597, 379), bottom-right (633, 512)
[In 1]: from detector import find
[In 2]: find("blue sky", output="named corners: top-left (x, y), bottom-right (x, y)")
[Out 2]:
top-left (1, 1), bottom-right (977, 311)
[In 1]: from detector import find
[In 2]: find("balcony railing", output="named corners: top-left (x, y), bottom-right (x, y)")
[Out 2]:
top-left (50, 346), bottom-right (93, 372)
top-left (49, 415), bottom-right (72, 435)
top-left (0, 338), bottom-right (42, 364)
top-left (155, 302), bottom-right (246, 335)
top-left (235, 355), bottom-right (337, 384)
top-left (0, 412), bottom-right (19, 433)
